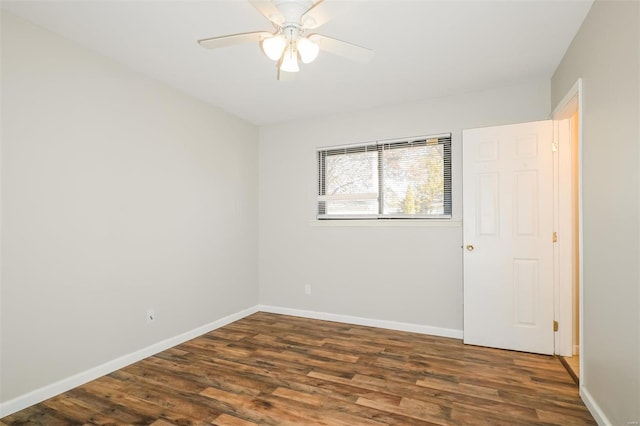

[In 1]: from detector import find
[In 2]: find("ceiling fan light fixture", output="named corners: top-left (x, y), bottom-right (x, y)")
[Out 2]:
top-left (262, 35), bottom-right (286, 61)
top-left (198, 0), bottom-right (374, 80)
top-left (297, 37), bottom-right (320, 64)
top-left (280, 47), bottom-right (300, 72)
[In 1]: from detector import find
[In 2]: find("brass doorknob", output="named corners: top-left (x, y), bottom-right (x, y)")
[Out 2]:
top-left (466, 245), bottom-right (474, 251)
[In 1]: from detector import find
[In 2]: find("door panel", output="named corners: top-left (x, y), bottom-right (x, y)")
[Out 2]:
top-left (463, 121), bottom-right (554, 355)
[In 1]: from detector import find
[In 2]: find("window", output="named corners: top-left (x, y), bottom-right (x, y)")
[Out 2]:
top-left (317, 134), bottom-right (451, 219)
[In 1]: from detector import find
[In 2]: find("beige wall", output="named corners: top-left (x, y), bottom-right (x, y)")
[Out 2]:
top-left (1, 12), bottom-right (259, 403)
top-left (552, 0), bottom-right (639, 423)
top-left (258, 81), bottom-right (550, 332)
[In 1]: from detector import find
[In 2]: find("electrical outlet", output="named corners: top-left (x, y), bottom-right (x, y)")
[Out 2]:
top-left (146, 309), bottom-right (155, 323)
top-left (304, 284), bottom-right (311, 295)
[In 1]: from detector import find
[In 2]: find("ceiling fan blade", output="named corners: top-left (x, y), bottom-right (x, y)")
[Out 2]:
top-left (198, 31), bottom-right (272, 50)
top-left (308, 34), bottom-right (374, 63)
top-left (301, 0), bottom-right (353, 29)
top-left (277, 68), bottom-right (297, 82)
top-left (249, 0), bottom-right (285, 26)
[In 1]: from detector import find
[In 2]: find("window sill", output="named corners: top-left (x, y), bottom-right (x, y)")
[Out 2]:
top-left (310, 219), bottom-right (462, 228)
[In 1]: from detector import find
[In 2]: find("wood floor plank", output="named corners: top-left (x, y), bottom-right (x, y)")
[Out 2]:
top-left (356, 397), bottom-right (446, 425)
top-left (64, 387), bottom-right (156, 424)
top-left (271, 388), bottom-right (325, 407)
top-left (80, 375), bottom-right (207, 425)
top-left (351, 372), bottom-right (540, 421)
top-left (1, 312), bottom-right (595, 425)
top-left (148, 419), bottom-right (177, 426)
top-left (416, 376), bottom-right (500, 401)
top-left (213, 413), bottom-right (259, 426)
top-left (40, 395), bottom-right (128, 425)
top-left (536, 409), bottom-right (597, 425)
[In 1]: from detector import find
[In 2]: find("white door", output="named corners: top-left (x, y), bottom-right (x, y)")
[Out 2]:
top-left (463, 121), bottom-right (554, 355)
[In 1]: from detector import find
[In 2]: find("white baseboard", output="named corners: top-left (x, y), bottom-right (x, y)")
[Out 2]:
top-left (580, 385), bottom-right (611, 425)
top-left (0, 305), bottom-right (259, 418)
top-left (258, 305), bottom-right (464, 339)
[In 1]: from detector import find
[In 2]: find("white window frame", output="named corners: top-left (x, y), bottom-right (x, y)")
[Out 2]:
top-left (317, 133), bottom-right (452, 220)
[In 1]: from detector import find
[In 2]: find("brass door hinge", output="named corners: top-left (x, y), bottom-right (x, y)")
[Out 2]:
top-left (553, 232), bottom-right (558, 243)
top-left (553, 321), bottom-right (559, 332)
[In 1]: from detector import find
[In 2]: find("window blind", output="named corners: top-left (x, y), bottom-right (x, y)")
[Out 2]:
top-left (317, 134), bottom-right (452, 219)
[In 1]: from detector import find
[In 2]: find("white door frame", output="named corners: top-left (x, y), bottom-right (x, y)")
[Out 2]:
top-left (551, 79), bottom-right (583, 363)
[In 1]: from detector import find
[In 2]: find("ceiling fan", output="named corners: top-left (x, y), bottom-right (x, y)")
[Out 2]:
top-left (197, 0), bottom-right (374, 80)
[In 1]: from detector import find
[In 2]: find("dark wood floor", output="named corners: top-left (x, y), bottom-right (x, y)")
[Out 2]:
top-left (2, 312), bottom-right (595, 425)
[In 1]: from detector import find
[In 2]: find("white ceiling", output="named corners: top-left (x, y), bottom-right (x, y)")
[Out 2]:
top-left (2, 0), bottom-right (593, 126)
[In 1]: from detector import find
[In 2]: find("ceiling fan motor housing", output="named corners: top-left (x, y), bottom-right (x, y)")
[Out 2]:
top-left (273, 0), bottom-right (315, 24)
